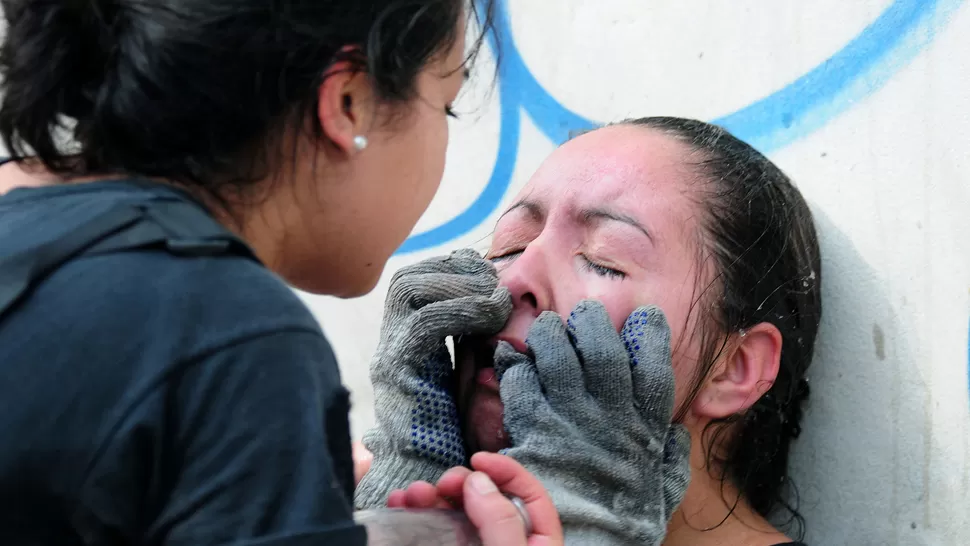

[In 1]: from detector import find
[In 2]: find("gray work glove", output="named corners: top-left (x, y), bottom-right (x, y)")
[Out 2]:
top-left (354, 249), bottom-right (512, 509)
top-left (496, 300), bottom-right (691, 545)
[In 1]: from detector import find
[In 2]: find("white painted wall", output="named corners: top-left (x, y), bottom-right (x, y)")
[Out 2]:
top-left (307, 2), bottom-right (970, 545)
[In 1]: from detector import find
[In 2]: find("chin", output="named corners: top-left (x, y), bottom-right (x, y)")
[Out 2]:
top-left (465, 394), bottom-right (511, 453)
top-left (335, 270), bottom-right (382, 299)
top-left (287, 259), bottom-right (385, 298)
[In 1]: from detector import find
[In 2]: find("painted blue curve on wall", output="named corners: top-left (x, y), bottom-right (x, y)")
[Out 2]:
top-left (716, 0), bottom-right (965, 153)
top-left (397, 0), bottom-right (964, 255)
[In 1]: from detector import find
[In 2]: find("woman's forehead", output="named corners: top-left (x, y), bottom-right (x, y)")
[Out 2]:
top-left (515, 126), bottom-right (697, 220)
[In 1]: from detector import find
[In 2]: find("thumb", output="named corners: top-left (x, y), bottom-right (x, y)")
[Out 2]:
top-left (462, 472), bottom-right (529, 546)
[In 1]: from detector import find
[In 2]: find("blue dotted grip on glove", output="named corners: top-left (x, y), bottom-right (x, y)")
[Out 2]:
top-left (621, 307), bottom-right (652, 367)
top-left (409, 364), bottom-right (465, 467)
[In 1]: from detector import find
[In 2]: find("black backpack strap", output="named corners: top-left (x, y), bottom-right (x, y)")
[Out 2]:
top-left (84, 198), bottom-right (256, 259)
top-left (0, 205), bottom-right (145, 320)
top-left (0, 197), bottom-right (257, 320)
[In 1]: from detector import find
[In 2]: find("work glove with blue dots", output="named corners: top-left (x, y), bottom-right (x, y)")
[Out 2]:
top-left (496, 300), bottom-right (691, 546)
top-left (354, 249), bottom-right (512, 509)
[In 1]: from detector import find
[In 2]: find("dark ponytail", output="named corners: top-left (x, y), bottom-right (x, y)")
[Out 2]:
top-left (0, 0), bottom-right (120, 168)
top-left (0, 0), bottom-right (494, 191)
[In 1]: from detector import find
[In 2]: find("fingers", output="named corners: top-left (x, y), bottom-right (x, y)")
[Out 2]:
top-left (623, 305), bottom-right (676, 421)
top-left (415, 457), bottom-right (565, 546)
top-left (566, 300), bottom-right (632, 408)
top-left (392, 249), bottom-right (495, 281)
top-left (385, 482), bottom-right (453, 510)
top-left (388, 250), bottom-right (498, 310)
top-left (434, 465), bottom-right (474, 506)
top-left (497, 352), bottom-right (545, 444)
top-left (351, 441), bottom-right (373, 486)
top-left (493, 341), bottom-right (527, 381)
top-left (386, 489), bottom-right (407, 508)
top-left (468, 452), bottom-right (564, 545)
top-left (416, 287), bottom-right (512, 340)
top-left (447, 248), bottom-right (497, 274)
top-left (392, 271), bottom-right (499, 310)
top-left (461, 472), bottom-right (529, 546)
top-left (407, 481), bottom-right (454, 510)
top-left (526, 311), bottom-right (584, 405)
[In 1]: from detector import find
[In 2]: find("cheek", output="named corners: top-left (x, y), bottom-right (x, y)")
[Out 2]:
top-left (666, 317), bottom-right (708, 415)
top-left (589, 291), bottom-right (638, 331)
top-left (670, 350), bottom-right (700, 414)
top-left (391, 112), bottom-right (448, 221)
top-left (413, 114), bottom-right (449, 204)
top-left (541, 268), bottom-right (640, 327)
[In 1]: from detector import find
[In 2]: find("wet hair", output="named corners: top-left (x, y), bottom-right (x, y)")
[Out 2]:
top-left (619, 117), bottom-right (821, 538)
top-left (0, 0), bottom-right (493, 194)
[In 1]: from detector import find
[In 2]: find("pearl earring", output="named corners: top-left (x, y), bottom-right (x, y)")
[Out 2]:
top-left (353, 135), bottom-right (368, 151)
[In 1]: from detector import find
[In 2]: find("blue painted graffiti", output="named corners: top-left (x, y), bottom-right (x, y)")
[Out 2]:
top-left (398, 0), bottom-right (964, 254)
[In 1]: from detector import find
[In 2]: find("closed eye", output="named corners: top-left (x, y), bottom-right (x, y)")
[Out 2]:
top-left (582, 256), bottom-right (625, 279)
top-left (489, 249), bottom-right (522, 263)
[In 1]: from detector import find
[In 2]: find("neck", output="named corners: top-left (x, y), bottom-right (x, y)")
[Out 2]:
top-left (212, 165), bottom-right (375, 297)
top-left (0, 159), bottom-right (91, 195)
top-left (663, 427), bottom-right (790, 546)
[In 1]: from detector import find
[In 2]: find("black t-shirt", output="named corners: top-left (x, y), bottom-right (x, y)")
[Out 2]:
top-left (0, 181), bottom-right (366, 544)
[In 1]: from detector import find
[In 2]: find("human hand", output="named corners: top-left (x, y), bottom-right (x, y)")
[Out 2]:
top-left (386, 452), bottom-right (563, 546)
top-left (497, 300), bottom-right (691, 545)
top-left (354, 249), bottom-right (512, 509)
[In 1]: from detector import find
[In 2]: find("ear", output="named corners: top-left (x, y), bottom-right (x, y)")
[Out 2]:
top-left (316, 58), bottom-right (376, 155)
top-left (691, 322), bottom-right (782, 419)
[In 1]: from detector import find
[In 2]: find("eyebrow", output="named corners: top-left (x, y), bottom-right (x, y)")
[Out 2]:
top-left (582, 208), bottom-right (654, 243)
top-left (500, 200), bottom-right (653, 243)
top-left (499, 199), bottom-right (543, 221)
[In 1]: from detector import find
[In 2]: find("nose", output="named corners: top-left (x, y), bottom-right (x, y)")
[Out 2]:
top-left (494, 243), bottom-right (553, 350)
top-left (498, 245), bottom-right (553, 315)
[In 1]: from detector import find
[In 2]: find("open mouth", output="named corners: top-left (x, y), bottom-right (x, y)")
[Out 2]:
top-left (456, 336), bottom-right (499, 393)
top-left (454, 335), bottom-right (512, 453)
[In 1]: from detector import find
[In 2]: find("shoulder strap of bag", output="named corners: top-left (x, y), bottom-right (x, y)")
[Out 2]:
top-left (0, 197), bottom-right (257, 321)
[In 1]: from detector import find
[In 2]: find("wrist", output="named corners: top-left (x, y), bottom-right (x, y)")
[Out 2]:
top-left (552, 489), bottom-right (667, 546)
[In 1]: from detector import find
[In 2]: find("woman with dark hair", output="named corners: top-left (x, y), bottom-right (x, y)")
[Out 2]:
top-left (0, 0), bottom-right (590, 544)
top-left (357, 117), bottom-right (821, 545)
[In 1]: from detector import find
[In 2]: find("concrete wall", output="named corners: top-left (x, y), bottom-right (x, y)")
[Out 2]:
top-left (307, 1), bottom-right (970, 544)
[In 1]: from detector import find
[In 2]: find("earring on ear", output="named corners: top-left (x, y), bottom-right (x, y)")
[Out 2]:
top-left (739, 328), bottom-right (747, 338)
top-left (353, 135), bottom-right (368, 152)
